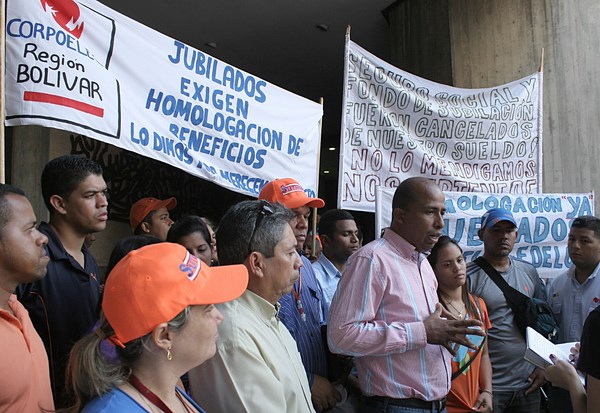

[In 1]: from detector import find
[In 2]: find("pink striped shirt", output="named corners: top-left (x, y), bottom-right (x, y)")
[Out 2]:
top-left (328, 228), bottom-right (451, 401)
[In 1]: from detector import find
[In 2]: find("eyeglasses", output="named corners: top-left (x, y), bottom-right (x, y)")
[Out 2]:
top-left (247, 200), bottom-right (275, 254)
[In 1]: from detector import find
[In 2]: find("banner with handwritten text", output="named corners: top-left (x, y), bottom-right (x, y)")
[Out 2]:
top-left (340, 37), bottom-right (543, 212)
top-left (5, 0), bottom-right (323, 197)
top-left (375, 188), bottom-right (594, 278)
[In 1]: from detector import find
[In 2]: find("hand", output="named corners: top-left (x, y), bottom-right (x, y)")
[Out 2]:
top-left (473, 391), bottom-right (493, 412)
top-left (311, 374), bottom-right (341, 412)
top-left (525, 367), bottom-right (545, 395)
top-left (569, 342), bottom-right (580, 364)
top-left (424, 304), bottom-right (485, 356)
top-left (545, 356), bottom-right (579, 390)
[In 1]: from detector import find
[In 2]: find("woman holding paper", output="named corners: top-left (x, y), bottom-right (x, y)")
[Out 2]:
top-left (428, 236), bottom-right (493, 412)
top-left (545, 306), bottom-right (600, 413)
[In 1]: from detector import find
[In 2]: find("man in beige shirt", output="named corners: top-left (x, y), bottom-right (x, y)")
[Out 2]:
top-left (189, 200), bottom-right (315, 413)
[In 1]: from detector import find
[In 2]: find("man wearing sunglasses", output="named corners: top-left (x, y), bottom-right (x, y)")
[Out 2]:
top-left (188, 200), bottom-right (315, 413)
top-left (259, 178), bottom-right (350, 412)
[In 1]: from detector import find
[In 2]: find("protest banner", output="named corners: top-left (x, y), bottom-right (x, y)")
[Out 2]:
top-left (375, 188), bottom-right (594, 278)
top-left (340, 36), bottom-right (543, 212)
top-left (4, 0), bottom-right (323, 197)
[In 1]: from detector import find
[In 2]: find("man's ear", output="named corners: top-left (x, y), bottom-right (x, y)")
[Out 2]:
top-left (247, 251), bottom-right (265, 279)
top-left (477, 228), bottom-right (484, 240)
top-left (49, 194), bottom-right (67, 216)
top-left (140, 221), bottom-right (151, 234)
top-left (392, 207), bottom-right (405, 224)
top-left (320, 234), bottom-right (331, 249)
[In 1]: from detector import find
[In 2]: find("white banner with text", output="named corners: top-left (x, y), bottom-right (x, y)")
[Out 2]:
top-left (5, 0), bottom-right (323, 197)
top-left (340, 38), bottom-right (543, 212)
top-left (375, 188), bottom-right (594, 279)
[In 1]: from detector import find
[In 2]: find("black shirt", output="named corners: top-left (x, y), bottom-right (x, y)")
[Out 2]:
top-left (578, 305), bottom-right (600, 380)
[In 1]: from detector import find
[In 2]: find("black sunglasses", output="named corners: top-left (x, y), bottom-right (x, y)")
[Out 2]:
top-left (247, 200), bottom-right (276, 254)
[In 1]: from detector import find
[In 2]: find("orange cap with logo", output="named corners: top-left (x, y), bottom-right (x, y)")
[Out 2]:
top-left (102, 243), bottom-right (248, 346)
top-left (129, 197), bottom-right (177, 230)
top-left (258, 178), bottom-right (324, 209)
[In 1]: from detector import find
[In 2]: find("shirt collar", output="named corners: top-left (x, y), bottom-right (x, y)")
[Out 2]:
top-left (567, 260), bottom-right (600, 282)
top-left (382, 227), bottom-right (422, 263)
top-left (239, 289), bottom-right (280, 321)
top-left (316, 254), bottom-right (341, 279)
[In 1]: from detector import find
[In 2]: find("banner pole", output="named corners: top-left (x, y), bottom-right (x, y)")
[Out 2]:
top-left (312, 96), bottom-right (324, 257)
top-left (337, 27), bottom-right (351, 208)
top-left (1, 0), bottom-right (7, 183)
top-left (539, 48), bottom-right (544, 73)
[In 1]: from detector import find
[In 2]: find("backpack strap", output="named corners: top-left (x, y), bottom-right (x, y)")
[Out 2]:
top-left (473, 256), bottom-right (529, 311)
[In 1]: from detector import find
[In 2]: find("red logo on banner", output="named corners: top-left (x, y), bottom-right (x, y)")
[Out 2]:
top-left (40, 0), bottom-right (85, 39)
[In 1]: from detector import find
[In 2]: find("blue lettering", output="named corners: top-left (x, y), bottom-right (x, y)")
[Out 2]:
top-left (566, 196), bottom-right (581, 218)
top-left (457, 196), bottom-right (471, 211)
top-left (533, 217), bottom-right (550, 243)
top-left (467, 217), bottom-right (481, 247)
top-left (553, 246), bottom-right (563, 269)
top-left (513, 197), bottom-right (527, 213)
top-left (540, 246), bottom-right (552, 268)
top-left (551, 219), bottom-right (568, 242)
top-left (517, 217), bottom-right (533, 243)
top-left (445, 199), bottom-right (456, 213)
top-left (498, 196), bottom-right (512, 211)
top-left (180, 77), bottom-right (191, 97)
top-left (483, 196), bottom-right (499, 210)
top-left (447, 218), bottom-right (466, 241)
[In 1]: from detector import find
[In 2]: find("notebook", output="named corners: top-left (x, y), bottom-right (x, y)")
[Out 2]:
top-left (525, 327), bottom-right (585, 385)
top-left (525, 327), bottom-right (574, 368)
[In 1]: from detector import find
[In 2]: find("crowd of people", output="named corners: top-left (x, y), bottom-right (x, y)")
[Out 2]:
top-left (1, 154), bottom-right (599, 413)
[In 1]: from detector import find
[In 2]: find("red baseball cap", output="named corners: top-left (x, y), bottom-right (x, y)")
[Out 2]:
top-left (258, 178), bottom-right (324, 209)
top-left (130, 197), bottom-right (177, 230)
top-left (103, 243), bottom-right (248, 346)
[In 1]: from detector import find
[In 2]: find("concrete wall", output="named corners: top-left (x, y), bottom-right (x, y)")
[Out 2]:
top-left (387, 0), bottom-right (600, 210)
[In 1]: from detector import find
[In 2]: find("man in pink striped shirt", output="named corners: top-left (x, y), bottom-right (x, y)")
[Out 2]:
top-left (328, 177), bottom-right (484, 413)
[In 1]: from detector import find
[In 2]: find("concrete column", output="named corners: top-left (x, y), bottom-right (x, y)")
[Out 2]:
top-left (386, 0), bottom-right (600, 211)
top-left (10, 125), bottom-right (50, 222)
top-left (385, 0), bottom-right (453, 85)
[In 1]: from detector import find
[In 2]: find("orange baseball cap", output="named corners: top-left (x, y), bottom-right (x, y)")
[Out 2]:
top-left (102, 243), bottom-right (248, 346)
top-left (130, 197), bottom-right (177, 230)
top-left (258, 178), bottom-right (324, 209)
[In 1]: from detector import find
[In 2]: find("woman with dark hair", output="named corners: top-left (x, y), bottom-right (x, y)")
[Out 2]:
top-left (199, 217), bottom-right (219, 266)
top-left (168, 216), bottom-right (214, 266)
top-left (64, 243), bottom-right (248, 412)
top-left (428, 236), bottom-right (493, 413)
top-left (104, 235), bottom-right (162, 279)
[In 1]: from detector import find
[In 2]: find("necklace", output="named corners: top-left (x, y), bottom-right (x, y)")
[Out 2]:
top-left (444, 298), bottom-right (466, 319)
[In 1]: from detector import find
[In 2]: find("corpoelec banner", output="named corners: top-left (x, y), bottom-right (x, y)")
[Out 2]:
top-left (375, 188), bottom-right (594, 279)
top-left (5, 0), bottom-right (323, 197)
top-left (340, 36), bottom-right (543, 212)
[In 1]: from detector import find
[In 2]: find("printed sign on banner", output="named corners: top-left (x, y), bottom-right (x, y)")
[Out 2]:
top-left (5, 0), bottom-right (323, 197)
top-left (375, 188), bottom-right (594, 279)
top-left (340, 38), bottom-right (543, 212)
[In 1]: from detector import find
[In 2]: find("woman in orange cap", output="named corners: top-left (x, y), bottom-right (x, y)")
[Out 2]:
top-left (64, 243), bottom-right (248, 412)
